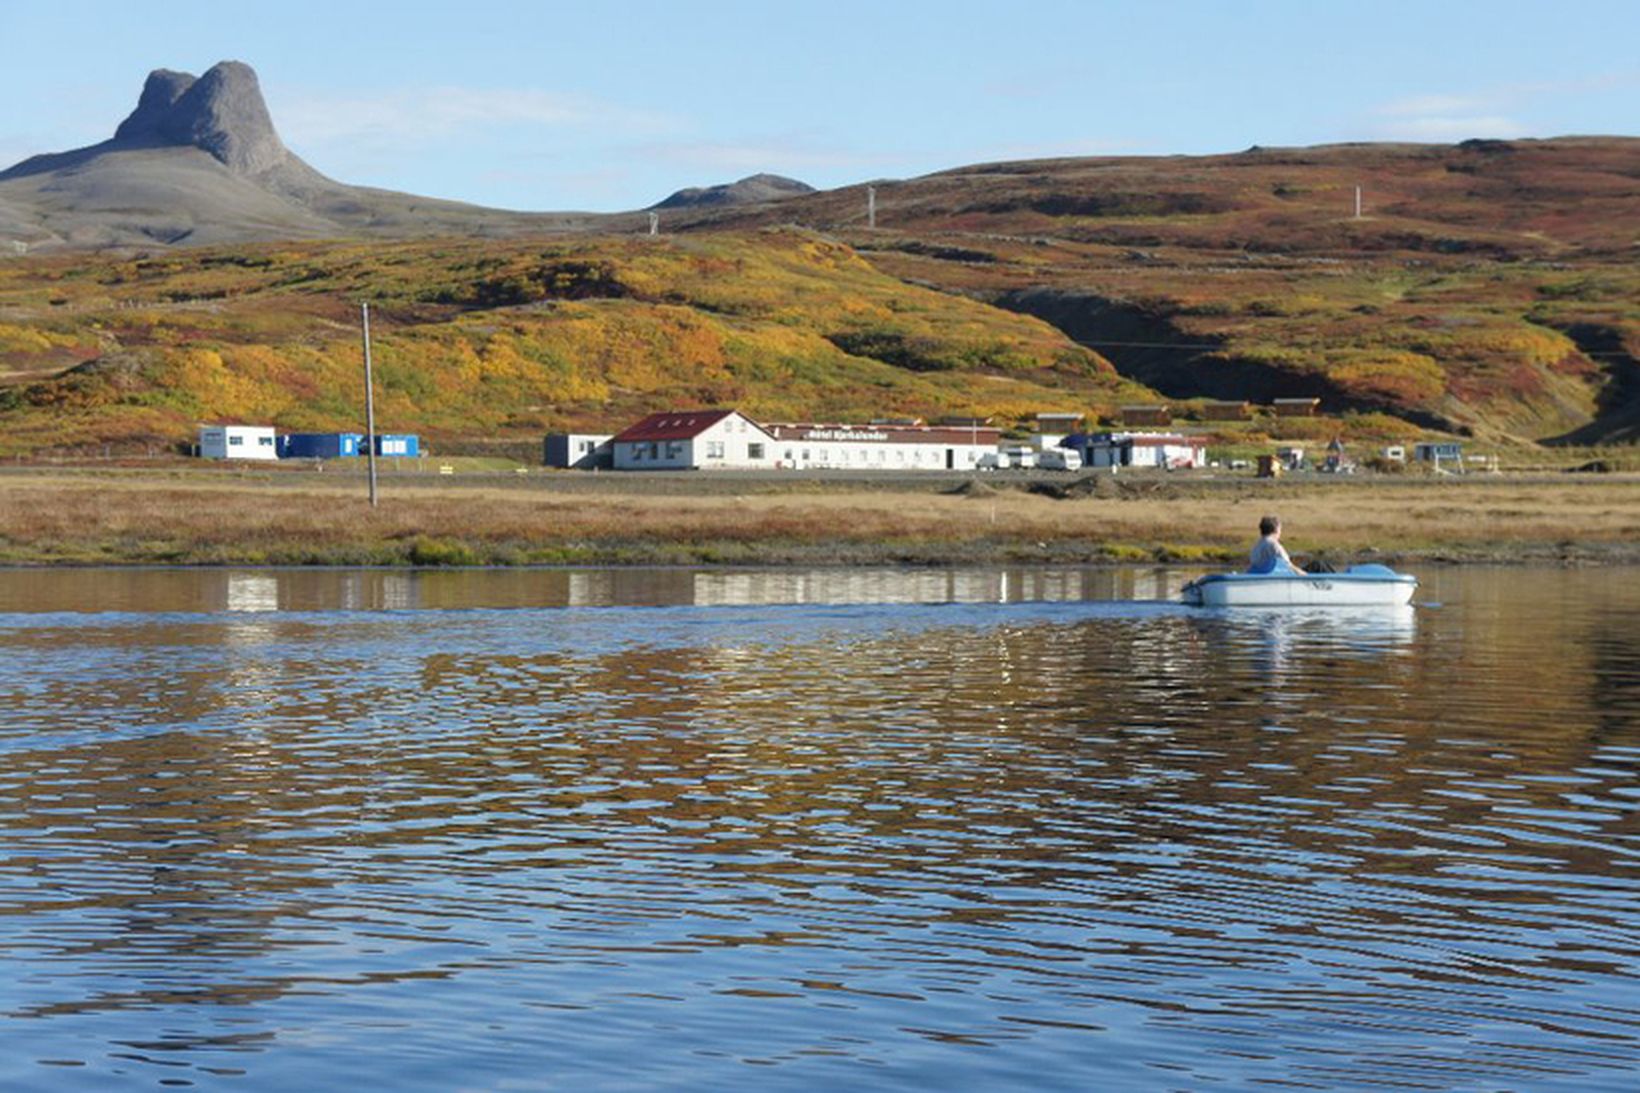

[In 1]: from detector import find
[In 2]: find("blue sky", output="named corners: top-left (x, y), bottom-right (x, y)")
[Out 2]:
top-left (3, 1), bottom-right (1636, 212)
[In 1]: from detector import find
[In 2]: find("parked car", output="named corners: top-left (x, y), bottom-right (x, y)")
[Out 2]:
top-left (976, 452), bottom-right (1010, 471)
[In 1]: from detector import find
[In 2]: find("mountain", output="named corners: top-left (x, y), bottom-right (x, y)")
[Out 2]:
top-left (1, 61), bottom-right (1636, 447)
top-left (0, 61), bottom-right (593, 250)
top-left (652, 173), bottom-right (814, 210)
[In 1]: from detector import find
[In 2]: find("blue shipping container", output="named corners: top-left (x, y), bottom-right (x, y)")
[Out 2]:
top-left (374, 434), bottom-right (420, 458)
top-left (279, 433), bottom-right (364, 459)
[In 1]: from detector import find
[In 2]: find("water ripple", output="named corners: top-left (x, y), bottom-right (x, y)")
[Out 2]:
top-left (0, 566), bottom-right (1637, 1090)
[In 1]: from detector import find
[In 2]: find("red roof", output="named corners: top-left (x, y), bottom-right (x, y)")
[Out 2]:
top-left (613, 409), bottom-right (737, 443)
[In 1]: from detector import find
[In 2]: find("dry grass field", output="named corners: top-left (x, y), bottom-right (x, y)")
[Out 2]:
top-left (1, 470), bottom-right (1634, 567)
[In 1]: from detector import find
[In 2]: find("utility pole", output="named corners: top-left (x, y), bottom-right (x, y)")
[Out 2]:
top-left (647, 211), bottom-right (659, 236)
top-left (867, 185), bottom-right (877, 229)
top-left (361, 301), bottom-right (379, 507)
top-left (1354, 184), bottom-right (1363, 219)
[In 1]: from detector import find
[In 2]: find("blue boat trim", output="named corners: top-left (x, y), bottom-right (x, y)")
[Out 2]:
top-left (1191, 564), bottom-right (1414, 587)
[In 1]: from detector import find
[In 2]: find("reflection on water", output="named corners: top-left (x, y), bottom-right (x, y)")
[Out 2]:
top-left (0, 566), bottom-right (1636, 1091)
top-left (0, 564), bottom-right (1189, 614)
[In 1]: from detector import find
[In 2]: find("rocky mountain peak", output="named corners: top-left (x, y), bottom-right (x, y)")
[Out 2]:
top-left (112, 61), bottom-right (288, 175)
top-left (113, 69), bottom-right (197, 142)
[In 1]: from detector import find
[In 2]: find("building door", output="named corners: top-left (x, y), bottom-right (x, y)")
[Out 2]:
top-left (945, 448), bottom-right (955, 469)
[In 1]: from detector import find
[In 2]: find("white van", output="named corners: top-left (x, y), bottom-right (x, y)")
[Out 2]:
top-left (1037, 448), bottom-right (1083, 471)
top-left (1003, 447), bottom-right (1037, 469)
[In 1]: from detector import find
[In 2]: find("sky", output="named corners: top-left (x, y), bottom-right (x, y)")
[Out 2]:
top-left (2, 1), bottom-right (1637, 212)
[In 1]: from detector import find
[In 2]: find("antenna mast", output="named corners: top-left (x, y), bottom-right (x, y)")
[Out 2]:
top-left (647, 211), bottom-right (659, 236)
top-left (867, 185), bottom-right (877, 229)
top-left (361, 302), bottom-right (379, 508)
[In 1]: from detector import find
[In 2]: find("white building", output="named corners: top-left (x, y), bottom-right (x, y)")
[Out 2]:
top-left (603, 410), bottom-right (1006, 472)
top-left (610, 410), bottom-right (775, 470)
top-left (1073, 431), bottom-right (1207, 469)
top-left (198, 424), bottom-right (278, 461)
top-left (764, 421), bottom-right (1003, 471)
top-left (544, 433), bottom-right (613, 469)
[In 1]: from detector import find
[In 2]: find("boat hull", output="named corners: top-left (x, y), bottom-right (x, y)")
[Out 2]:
top-left (1182, 565), bottom-right (1417, 608)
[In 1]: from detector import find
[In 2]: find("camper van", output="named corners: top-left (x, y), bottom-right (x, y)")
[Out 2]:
top-left (1037, 448), bottom-right (1083, 472)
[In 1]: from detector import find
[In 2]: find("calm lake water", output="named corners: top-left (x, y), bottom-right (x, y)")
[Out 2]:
top-left (1, 565), bottom-right (1636, 1091)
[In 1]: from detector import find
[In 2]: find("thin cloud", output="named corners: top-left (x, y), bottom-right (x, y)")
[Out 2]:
top-left (1374, 115), bottom-right (1527, 141)
top-left (1366, 68), bottom-right (1640, 141)
top-left (1377, 92), bottom-right (1500, 118)
top-left (274, 86), bottom-right (681, 147)
top-left (975, 137), bottom-right (1147, 161)
top-left (631, 138), bottom-right (871, 175)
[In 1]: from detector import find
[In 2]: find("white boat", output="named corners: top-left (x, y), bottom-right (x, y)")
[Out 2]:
top-left (1181, 564), bottom-right (1417, 608)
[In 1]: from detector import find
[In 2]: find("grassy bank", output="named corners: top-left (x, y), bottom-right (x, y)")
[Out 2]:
top-left (1, 470), bottom-right (1636, 567)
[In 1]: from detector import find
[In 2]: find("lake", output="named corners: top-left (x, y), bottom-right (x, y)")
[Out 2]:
top-left (1, 565), bottom-right (1636, 1091)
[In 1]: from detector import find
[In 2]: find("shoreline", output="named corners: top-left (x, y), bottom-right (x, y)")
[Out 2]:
top-left (2, 468), bottom-right (1635, 569)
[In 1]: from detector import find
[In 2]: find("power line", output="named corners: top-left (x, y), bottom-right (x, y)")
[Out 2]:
top-left (1068, 338), bottom-right (1636, 358)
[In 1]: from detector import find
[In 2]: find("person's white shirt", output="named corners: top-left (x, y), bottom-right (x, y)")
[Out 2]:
top-left (1248, 534), bottom-right (1298, 574)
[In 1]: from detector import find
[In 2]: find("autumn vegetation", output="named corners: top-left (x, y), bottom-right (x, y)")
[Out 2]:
top-left (0, 470), bottom-right (1634, 567)
top-left (0, 230), bottom-right (1162, 455)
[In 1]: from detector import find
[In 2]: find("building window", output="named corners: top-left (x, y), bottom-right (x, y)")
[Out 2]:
top-left (748, 443), bottom-right (765, 460)
top-left (706, 441), bottom-right (725, 459)
top-left (228, 435), bottom-right (243, 446)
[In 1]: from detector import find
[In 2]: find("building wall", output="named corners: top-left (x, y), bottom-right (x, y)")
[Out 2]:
top-left (199, 426), bottom-right (278, 461)
top-left (767, 426), bottom-right (1002, 471)
top-left (771, 439), bottom-right (992, 471)
top-left (612, 413), bottom-right (773, 470)
top-left (280, 433), bottom-right (362, 459)
top-left (545, 434), bottom-right (612, 469)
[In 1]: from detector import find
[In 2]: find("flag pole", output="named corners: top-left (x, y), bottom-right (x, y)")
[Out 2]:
top-left (361, 302), bottom-right (379, 507)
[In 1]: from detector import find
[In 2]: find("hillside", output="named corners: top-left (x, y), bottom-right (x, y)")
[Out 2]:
top-left (666, 139), bottom-right (1640, 443)
top-left (0, 231), bottom-right (1158, 455)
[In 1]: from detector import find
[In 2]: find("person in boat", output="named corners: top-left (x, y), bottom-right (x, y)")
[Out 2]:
top-left (1248, 514), bottom-right (1305, 574)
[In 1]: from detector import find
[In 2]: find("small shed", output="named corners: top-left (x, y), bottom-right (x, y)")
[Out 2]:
top-left (1119, 404), bottom-right (1172, 426)
top-left (1202, 400), bottom-right (1251, 421)
top-left (544, 433), bottom-right (613, 469)
top-left (1033, 411), bottom-right (1085, 452)
top-left (279, 432), bottom-right (363, 459)
top-left (374, 434), bottom-right (420, 458)
top-left (199, 424), bottom-right (278, 461)
top-left (1272, 397), bottom-right (1321, 417)
top-left (1414, 441), bottom-right (1463, 467)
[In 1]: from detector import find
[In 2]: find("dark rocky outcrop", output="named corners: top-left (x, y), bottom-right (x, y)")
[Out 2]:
top-left (652, 173), bottom-right (814, 210)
